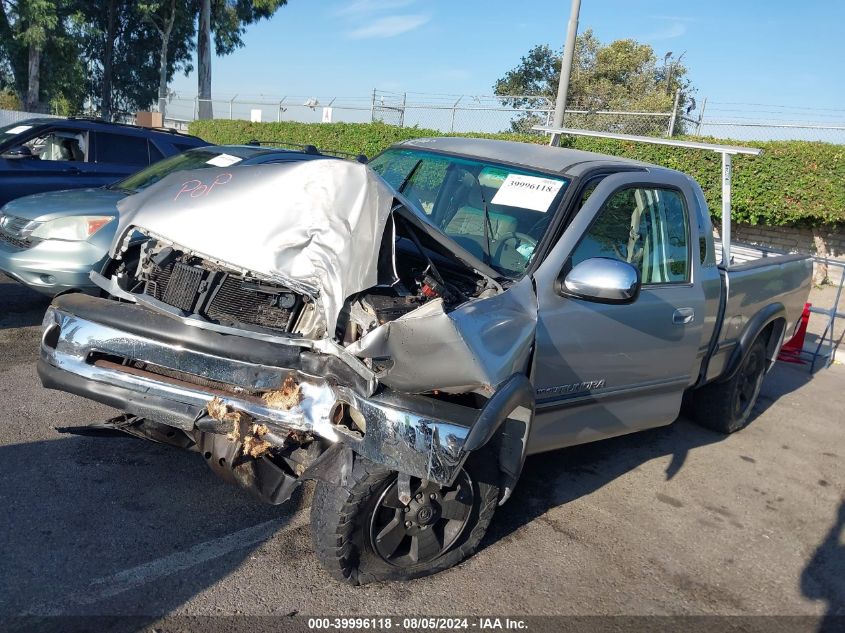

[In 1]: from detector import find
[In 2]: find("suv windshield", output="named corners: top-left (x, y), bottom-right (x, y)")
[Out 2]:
top-left (0, 120), bottom-right (41, 150)
top-left (369, 148), bottom-right (569, 276)
top-left (110, 147), bottom-right (252, 193)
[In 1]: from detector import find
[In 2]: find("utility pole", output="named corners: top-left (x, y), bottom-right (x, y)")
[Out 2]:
top-left (550, 0), bottom-right (582, 146)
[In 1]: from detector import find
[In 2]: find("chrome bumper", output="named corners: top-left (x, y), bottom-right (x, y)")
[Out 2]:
top-left (39, 304), bottom-right (473, 484)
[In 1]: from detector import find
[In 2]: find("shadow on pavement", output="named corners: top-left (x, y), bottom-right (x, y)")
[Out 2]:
top-left (0, 432), bottom-right (307, 628)
top-left (0, 274), bottom-right (50, 330)
top-left (482, 361), bottom-right (819, 551)
top-left (801, 499), bottom-right (845, 632)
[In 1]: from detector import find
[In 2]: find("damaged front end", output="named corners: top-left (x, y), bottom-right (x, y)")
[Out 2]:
top-left (38, 159), bottom-right (538, 504)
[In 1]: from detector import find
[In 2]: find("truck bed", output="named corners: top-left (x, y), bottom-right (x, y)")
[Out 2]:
top-left (705, 240), bottom-right (813, 381)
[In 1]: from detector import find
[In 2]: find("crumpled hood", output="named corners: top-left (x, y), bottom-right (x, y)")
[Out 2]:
top-left (1, 187), bottom-right (126, 221)
top-left (114, 159), bottom-right (395, 334)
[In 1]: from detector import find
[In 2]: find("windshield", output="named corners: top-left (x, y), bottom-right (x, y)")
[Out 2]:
top-left (110, 147), bottom-right (250, 192)
top-left (369, 148), bottom-right (569, 276)
top-left (0, 120), bottom-right (39, 149)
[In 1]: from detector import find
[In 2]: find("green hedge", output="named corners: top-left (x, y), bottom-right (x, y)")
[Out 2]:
top-left (187, 120), bottom-right (845, 228)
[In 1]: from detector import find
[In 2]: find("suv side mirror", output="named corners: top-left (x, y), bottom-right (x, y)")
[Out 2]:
top-left (1, 145), bottom-right (34, 159)
top-left (558, 257), bottom-right (641, 304)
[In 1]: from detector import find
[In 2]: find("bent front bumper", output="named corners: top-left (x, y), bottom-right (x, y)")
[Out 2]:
top-left (38, 293), bottom-right (477, 485)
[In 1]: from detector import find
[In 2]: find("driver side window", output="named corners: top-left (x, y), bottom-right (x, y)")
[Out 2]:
top-left (24, 130), bottom-right (86, 162)
top-left (571, 186), bottom-right (690, 284)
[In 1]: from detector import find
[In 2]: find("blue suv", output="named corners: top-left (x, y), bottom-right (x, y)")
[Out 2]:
top-left (0, 117), bottom-right (208, 207)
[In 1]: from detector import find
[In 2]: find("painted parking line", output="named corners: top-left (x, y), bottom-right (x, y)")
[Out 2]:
top-left (23, 511), bottom-right (310, 616)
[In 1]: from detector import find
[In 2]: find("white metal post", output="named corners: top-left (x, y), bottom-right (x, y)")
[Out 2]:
top-left (721, 152), bottom-right (732, 266)
top-left (229, 95), bottom-right (237, 120)
top-left (450, 96), bottom-right (462, 133)
top-left (696, 97), bottom-right (707, 136)
top-left (667, 89), bottom-right (680, 137)
top-left (400, 92), bottom-right (406, 128)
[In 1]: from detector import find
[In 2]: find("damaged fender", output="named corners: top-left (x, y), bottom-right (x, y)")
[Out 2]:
top-left (463, 373), bottom-right (536, 504)
top-left (347, 276), bottom-right (538, 396)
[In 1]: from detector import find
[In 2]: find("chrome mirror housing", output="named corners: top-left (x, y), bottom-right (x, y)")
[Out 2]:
top-left (560, 257), bottom-right (641, 304)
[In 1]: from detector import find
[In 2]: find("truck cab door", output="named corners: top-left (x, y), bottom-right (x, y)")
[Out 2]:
top-left (528, 171), bottom-right (707, 454)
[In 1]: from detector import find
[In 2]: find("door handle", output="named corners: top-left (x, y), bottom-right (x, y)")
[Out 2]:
top-left (673, 307), bottom-right (695, 325)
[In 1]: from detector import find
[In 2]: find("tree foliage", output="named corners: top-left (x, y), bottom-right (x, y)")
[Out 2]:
top-left (494, 30), bottom-right (694, 134)
top-left (0, 0), bottom-right (84, 112)
top-left (0, 0), bottom-right (288, 118)
top-left (74, 0), bottom-right (195, 118)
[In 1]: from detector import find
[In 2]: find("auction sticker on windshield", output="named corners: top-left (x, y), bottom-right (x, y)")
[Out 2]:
top-left (491, 173), bottom-right (564, 212)
top-left (5, 125), bottom-right (32, 135)
top-left (206, 153), bottom-right (242, 167)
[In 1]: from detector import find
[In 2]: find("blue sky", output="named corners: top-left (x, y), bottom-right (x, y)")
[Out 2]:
top-left (170, 0), bottom-right (845, 116)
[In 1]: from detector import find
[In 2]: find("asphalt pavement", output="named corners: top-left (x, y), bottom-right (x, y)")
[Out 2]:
top-left (0, 272), bottom-right (842, 625)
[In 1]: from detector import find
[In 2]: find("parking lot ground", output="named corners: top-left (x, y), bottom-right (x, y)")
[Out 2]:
top-left (0, 272), bottom-right (843, 623)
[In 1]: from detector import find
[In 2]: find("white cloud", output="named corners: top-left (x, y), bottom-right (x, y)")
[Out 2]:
top-left (335, 0), bottom-right (415, 16)
top-left (648, 15), bottom-right (695, 22)
top-left (644, 21), bottom-right (687, 40)
top-left (348, 14), bottom-right (430, 39)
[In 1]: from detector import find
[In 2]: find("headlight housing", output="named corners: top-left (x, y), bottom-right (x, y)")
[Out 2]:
top-left (29, 215), bottom-right (114, 241)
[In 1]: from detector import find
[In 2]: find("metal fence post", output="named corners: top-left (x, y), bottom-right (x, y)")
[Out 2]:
top-left (696, 97), bottom-right (708, 136)
top-left (399, 92), bottom-right (406, 128)
top-left (667, 89), bottom-right (680, 137)
top-left (450, 96), bottom-right (462, 133)
top-left (278, 97), bottom-right (286, 122)
top-left (370, 89), bottom-right (376, 123)
top-left (229, 95), bottom-right (237, 120)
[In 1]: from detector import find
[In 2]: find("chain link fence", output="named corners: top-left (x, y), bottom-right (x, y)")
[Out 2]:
top-left (5, 93), bottom-right (845, 144)
top-left (0, 108), bottom-right (60, 127)
top-left (679, 100), bottom-right (845, 144)
top-left (159, 89), bottom-right (679, 137)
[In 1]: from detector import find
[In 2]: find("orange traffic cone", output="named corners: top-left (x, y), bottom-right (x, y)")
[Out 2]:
top-left (778, 302), bottom-right (811, 364)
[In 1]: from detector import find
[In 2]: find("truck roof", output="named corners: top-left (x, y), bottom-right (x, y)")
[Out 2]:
top-left (394, 136), bottom-right (651, 177)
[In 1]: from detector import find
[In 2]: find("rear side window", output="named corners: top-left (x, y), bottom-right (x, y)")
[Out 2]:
top-left (96, 132), bottom-right (149, 165)
top-left (571, 186), bottom-right (690, 284)
top-left (148, 141), bottom-right (165, 163)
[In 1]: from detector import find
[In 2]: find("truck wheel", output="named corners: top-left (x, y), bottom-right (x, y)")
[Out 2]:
top-left (310, 454), bottom-right (499, 585)
top-left (693, 338), bottom-right (768, 434)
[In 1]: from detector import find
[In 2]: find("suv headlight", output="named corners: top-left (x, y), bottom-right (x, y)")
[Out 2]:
top-left (30, 216), bottom-right (114, 241)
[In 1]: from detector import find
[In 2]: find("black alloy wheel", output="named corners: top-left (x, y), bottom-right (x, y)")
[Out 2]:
top-left (369, 472), bottom-right (475, 567)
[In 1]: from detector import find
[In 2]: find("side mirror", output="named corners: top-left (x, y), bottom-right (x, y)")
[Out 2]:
top-left (1, 145), bottom-right (33, 159)
top-left (558, 257), bottom-right (641, 304)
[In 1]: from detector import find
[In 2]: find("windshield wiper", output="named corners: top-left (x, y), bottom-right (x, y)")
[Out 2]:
top-left (396, 160), bottom-right (422, 196)
top-left (474, 176), bottom-right (494, 267)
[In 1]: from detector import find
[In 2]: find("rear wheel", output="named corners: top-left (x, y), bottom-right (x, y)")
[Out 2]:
top-left (310, 455), bottom-right (499, 584)
top-left (693, 337), bottom-right (768, 434)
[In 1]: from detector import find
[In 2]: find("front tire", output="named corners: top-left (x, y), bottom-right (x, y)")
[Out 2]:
top-left (310, 455), bottom-right (499, 585)
top-left (693, 337), bottom-right (768, 434)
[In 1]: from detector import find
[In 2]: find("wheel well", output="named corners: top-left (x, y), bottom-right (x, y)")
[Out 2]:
top-left (760, 318), bottom-right (787, 362)
top-left (718, 303), bottom-right (786, 383)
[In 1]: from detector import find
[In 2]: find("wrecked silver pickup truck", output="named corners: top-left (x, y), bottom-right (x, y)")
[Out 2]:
top-left (38, 134), bottom-right (812, 584)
